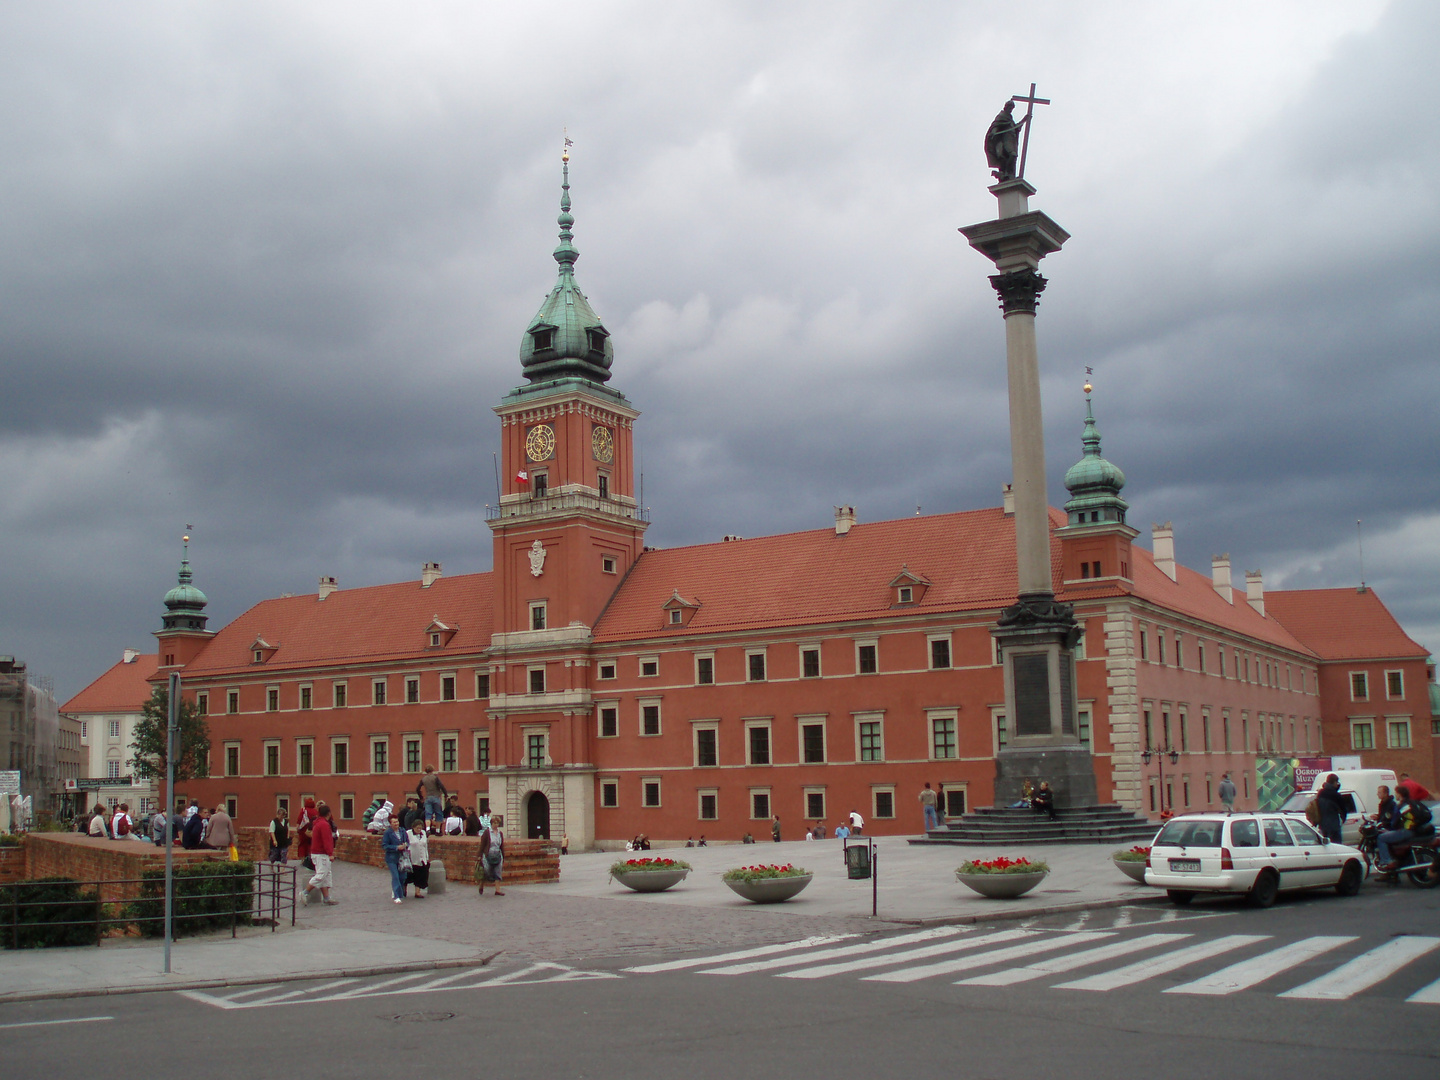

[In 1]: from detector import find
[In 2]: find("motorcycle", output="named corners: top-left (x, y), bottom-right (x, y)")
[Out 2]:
top-left (1356, 818), bottom-right (1440, 887)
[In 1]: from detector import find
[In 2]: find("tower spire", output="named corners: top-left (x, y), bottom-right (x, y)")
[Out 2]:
top-left (1064, 374), bottom-right (1128, 526)
top-left (160, 524), bottom-right (208, 632)
top-left (555, 133), bottom-right (576, 274)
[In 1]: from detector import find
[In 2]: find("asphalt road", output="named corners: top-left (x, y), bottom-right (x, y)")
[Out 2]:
top-left (5, 885), bottom-right (1437, 1078)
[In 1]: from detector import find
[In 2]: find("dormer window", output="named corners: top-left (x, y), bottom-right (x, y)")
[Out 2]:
top-left (425, 617), bottom-right (458, 649)
top-left (531, 325), bottom-right (556, 351)
top-left (888, 565), bottom-right (930, 606)
top-left (670, 609), bottom-right (682, 625)
top-left (586, 326), bottom-right (609, 355)
top-left (250, 636), bottom-right (277, 663)
top-left (661, 589), bottom-right (701, 629)
top-left (254, 650), bottom-right (264, 664)
top-left (430, 632), bottom-right (442, 647)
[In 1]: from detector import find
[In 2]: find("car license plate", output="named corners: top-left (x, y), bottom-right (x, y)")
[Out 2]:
top-left (1169, 858), bottom-right (1201, 872)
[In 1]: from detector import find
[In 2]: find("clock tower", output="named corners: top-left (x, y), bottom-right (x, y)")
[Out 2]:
top-left (485, 148), bottom-right (647, 847)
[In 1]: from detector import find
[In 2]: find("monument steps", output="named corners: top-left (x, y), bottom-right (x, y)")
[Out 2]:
top-left (914, 804), bottom-right (1159, 846)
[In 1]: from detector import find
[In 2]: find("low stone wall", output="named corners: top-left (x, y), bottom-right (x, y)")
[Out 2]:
top-left (21, 833), bottom-right (229, 903)
top-left (237, 827), bottom-right (560, 885)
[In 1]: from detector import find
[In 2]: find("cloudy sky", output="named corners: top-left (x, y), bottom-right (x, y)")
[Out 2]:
top-left (3, 1), bottom-right (1437, 701)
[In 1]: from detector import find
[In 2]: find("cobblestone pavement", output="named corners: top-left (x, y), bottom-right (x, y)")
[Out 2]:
top-left (291, 836), bottom-right (1154, 965)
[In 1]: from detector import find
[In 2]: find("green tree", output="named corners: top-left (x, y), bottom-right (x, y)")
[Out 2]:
top-left (129, 686), bottom-right (211, 782)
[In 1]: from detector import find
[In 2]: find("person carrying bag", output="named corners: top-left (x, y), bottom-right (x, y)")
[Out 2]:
top-left (477, 817), bottom-right (505, 897)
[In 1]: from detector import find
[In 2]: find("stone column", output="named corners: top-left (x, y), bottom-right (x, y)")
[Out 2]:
top-left (961, 179), bottom-right (1097, 808)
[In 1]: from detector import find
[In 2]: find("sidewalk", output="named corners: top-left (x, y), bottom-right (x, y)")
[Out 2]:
top-left (1, 836), bottom-right (1158, 1003)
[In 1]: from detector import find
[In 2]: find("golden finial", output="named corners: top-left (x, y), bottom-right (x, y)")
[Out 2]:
top-left (562, 129), bottom-right (572, 164)
top-left (1083, 366), bottom-right (1093, 396)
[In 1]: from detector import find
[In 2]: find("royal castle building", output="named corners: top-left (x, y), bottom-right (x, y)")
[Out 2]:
top-left (64, 163), bottom-right (1437, 847)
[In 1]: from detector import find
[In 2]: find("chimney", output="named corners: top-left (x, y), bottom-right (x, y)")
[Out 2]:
top-left (834, 505), bottom-right (856, 536)
top-left (1152, 522), bottom-right (1176, 582)
top-left (421, 561), bottom-right (442, 588)
top-left (122, 648), bottom-right (139, 664)
top-left (318, 576), bottom-right (337, 600)
top-left (1211, 554), bottom-right (1233, 603)
top-left (1245, 570), bottom-right (1265, 616)
top-left (1002, 484), bottom-right (1015, 515)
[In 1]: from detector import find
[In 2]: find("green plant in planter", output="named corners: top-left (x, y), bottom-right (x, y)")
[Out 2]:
top-left (609, 856), bottom-right (692, 876)
top-left (0, 833), bottom-right (22, 848)
top-left (2, 878), bottom-right (99, 948)
top-left (1112, 846), bottom-right (1150, 862)
top-left (722, 863), bottom-right (810, 883)
top-left (127, 862), bottom-right (256, 937)
top-left (956, 856), bottom-right (1049, 875)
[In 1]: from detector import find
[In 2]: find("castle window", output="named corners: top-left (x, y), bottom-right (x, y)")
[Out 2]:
top-left (746, 722), bottom-right (771, 766)
top-left (227, 690), bottom-right (239, 714)
top-left (441, 736), bottom-right (457, 772)
top-left (196, 694), bottom-right (207, 716)
top-left (532, 472), bottom-right (548, 498)
top-left (857, 718), bottom-right (884, 762)
top-left (801, 721), bottom-right (826, 763)
top-left (694, 725), bottom-right (718, 767)
top-left (601, 780), bottom-right (618, 808)
top-left (1386, 670), bottom-right (1404, 698)
top-left (802, 648), bottom-right (821, 679)
top-left (642, 779), bottom-right (661, 808)
top-left (699, 790), bottom-right (718, 820)
top-left (531, 327), bottom-right (554, 351)
top-left (476, 673), bottom-right (490, 698)
top-left (641, 702), bottom-right (661, 736)
top-left (750, 790), bottom-right (771, 820)
top-left (640, 657), bottom-right (659, 678)
top-left (531, 602), bottom-right (548, 631)
top-left (441, 675), bottom-right (455, 701)
top-left (254, 650), bottom-right (264, 664)
top-left (598, 474), bottom-right (609, 499)
top-left (529, 667), bottom-right (546, 694)
top-left (298, 741), bottom-right (314, 776)
top-left (598, 663), bottom-right (616, 680)
top-left (670, 609), bottom-right (682, 625)
top-left (587, 327), bottom-right (608, 354)
top-left (695, 656), bottom-right (714, 685)
top-left (598, 706), bottom-right (618, 738)
top-left (431, 633), bottom-right (441, 647)
top-left (372, 680), bottom-right (387, 706)
top-left (267, 688), bottom-right (279, 712)
top-left (856, 642), bottom-right (878, 675)
top-left (264, 742), bottom-right (280, 777)
top-left (527, 733), bottom-right (547, 768)
top-left (475, 735), bottom-right (490, 772)
top-left (747, 651), bottom-right (766, 682)
top-left (1350, 672), bottom-right (1368, 701)
top-left (930, 637), bottom-right (951, 670)
top-left (897, 586), bottom-right (913, 604)
top-left (300, 685), bottom-right (312, 710)
top-left (602, 556), bottom-right (617, 574)
top-left (333, 683), bottom-right (347, 708)
top-left (332, 741), bottom-right (349, 774)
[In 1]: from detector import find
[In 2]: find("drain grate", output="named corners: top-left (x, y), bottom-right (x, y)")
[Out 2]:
top-left (390, 1011), bottom-right (456, 1023)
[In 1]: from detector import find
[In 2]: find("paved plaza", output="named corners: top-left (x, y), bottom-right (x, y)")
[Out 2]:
top-left (1, 835), bottom-right (1161, 1002)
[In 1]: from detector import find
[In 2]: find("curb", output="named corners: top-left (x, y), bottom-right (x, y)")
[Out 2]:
top-left (0, 950), bottom-right (502, 1006)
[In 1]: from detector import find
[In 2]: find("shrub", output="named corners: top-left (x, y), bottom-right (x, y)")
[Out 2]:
top-left (0, 833), bottom-right (22, 848)
top-left (128, 861), bottom-right (256, 937)
top-left (1, 877), bottom-right (99, 949)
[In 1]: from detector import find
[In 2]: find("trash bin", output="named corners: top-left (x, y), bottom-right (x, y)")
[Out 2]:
top-left (845, 841), bottom-right (871, 879)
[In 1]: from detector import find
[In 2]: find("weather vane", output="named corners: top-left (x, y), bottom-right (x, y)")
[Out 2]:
top-left (984, 83), bottom-right (1050, 182)
top-left (1084, 366), bottom-right (1093, 396)
top-left (563, 129), bottom-right (572, 163)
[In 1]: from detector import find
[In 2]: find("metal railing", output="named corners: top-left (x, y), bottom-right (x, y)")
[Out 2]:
top-left (3, 863), bottom-right (297, 949)
top-left (485, 491), bottom-right (649, 522)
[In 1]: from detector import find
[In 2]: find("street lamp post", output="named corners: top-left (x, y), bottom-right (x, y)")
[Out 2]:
top-left (1140, 746), bottom-right (1180, 817)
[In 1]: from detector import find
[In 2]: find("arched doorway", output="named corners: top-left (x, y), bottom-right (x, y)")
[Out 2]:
top-left (525, 791), bottom-right (551, 840)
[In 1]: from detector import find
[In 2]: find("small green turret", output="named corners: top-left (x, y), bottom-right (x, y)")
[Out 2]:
top-left (1063, 381), bottom-right (1128, 527)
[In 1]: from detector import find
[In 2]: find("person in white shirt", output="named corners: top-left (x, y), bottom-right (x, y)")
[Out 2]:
top-left (848, 809), bottom-right (864, 835)
top-left (406, 820), bottom-right (431, 897)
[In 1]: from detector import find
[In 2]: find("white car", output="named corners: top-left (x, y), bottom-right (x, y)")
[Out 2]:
top-left (1144, 812), bottom-right (1365, 907)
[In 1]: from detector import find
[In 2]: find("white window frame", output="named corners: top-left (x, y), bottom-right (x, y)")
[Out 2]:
top-left (372, 679), bottom-right (388, 706)
top-left (332, 681), bottom-right (348, 708)
top-left (927, 709), bottom-right (958, 760)
top-left (474, 733), bottom-right (490, 772)
top-left (800, 644), bottom-right (822, 679)
top-left (597, 661), bottom-right (617, 681)
top-left (1385, 669), bottom-right (1405, 699)
top-left (694, 653), bottom-right (715, 685)
top-left (263, 740), bottom-right (281, 777)
top-left (596, 701), bottom-right (620, 739)
top-left (797, 715), bottom-right (827, 764)
top-left (692, 720), bottom-right (720, 768)
top-left (296, 738), bottom-right (315, 776)
top-left (299, 683), bottom-right (313, 710)
top-left (529, 600), bottom-right (548, 632)
top-left (641, 777), bottom-right (662, 808)
top-left (1349, 671), bottom-right (1368, 701)
top-left (1350, 719), bottom-right (1375, 751)
top-left (697, 788), bottom-right (718, 821)
top-left (527, 666), bottom-right (547, 695)
top-left (749, 788), bottom-right (772, 820)
top-left (224, 741), bottom-right (241, 777)
top-left (522, 726), bottom-right (549, 769)
top-left (803, 787), bottom-right (827, 822)
top-left (928, 634), bottom-right (952, 670)
top-left (854, 711), bottom-right (885, 763)
top-left (871, 785), bottom-right (896, 820)
top-left (745, 718), bottom-right (773, 766)
top-left (440, 673), bottom-right (457, 702)
top-left (599, 778), bottom-right (619, 808)
top-left (602, 555), bottom-right (617, 574)
top-left (855, 639), bottom-right (878, 675)
top-left (227, 689), bottom-right (240, 714)
top-left (405, 676), bottom-right (420, 704)
top-left (439, 732), bottom-right (459, 773)
top-left (331, 738), bottom-right (350, 775)
top-left (370, 737), bottom-right (389, 774)
top-left (1386, 717), bottom-right (1412, 749)
top-left (639, 698), bottom-right (663, 737)
top-left (402, 736), bottom-right (422, 774)
top-left (746, 649), bottom-right (767, 682)
top-left (266, 685), bottom-right (280, 712)
top-left (639, 655), bottom-right (660, 678)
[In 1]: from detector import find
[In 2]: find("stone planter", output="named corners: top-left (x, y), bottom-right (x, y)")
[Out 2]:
top-left (955, 869), bottom-right (1048, 899)
top-left (612, 867), bottom-right (690, 893)
top-left (723, 873), bottom-right (813, 904)
top-left (1112, 855), bottom-right (1148, 883)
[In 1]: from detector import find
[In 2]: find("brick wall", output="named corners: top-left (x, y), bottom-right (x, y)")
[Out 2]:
top-left (22, 834), bottom-right (228, 903)
top-left (0, 842), bottom-right (24, 884)
top-left (237, 827), bottom-right (559, 884)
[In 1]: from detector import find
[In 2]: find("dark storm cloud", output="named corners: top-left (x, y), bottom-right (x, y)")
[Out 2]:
top-left (1, 1), bottom-right (1434, 701)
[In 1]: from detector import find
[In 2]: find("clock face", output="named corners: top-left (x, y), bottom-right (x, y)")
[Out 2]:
top-left (591, 425), bottom-right (614, 463)
top-left (525, 424), bottom-right (555, 462)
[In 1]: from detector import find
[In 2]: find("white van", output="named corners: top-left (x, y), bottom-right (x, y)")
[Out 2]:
top-left (1278, 769), bottom-right (1397, 845)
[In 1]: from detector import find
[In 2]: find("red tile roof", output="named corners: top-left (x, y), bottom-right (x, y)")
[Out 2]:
top-left (594, 508), bottom-right (1315, 654)
top-left (1266, 587), bottom-right (1428, 661)
top-left (62, 654), bottom-right (160, 713)
top-left (177, 573), bottom-right (494, 678)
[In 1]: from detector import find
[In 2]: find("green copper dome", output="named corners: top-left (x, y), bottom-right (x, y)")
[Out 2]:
top-left (160, 538), bottom-right (209, 632)
top-left (517, 156), bottom-right (614, 386)
top-left (1064, 395), bottom-right (1128, 526)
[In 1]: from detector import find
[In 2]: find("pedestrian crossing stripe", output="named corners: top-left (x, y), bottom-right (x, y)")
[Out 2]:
top-left (629, 930), bottom-right (1440, 1004)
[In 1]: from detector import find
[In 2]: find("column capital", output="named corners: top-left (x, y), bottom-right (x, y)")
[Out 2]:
top-left (988, 268), bottom-right (1048, 316)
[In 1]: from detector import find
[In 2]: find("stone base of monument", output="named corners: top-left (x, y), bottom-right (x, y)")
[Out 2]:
top-left (914, 804), bottom-right (1158, 846)
top-left (993, 745), bottom-right (1099, 807)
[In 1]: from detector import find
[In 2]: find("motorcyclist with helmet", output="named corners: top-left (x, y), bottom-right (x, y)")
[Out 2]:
top-left (1377, 784), bottom-right (1434, 872)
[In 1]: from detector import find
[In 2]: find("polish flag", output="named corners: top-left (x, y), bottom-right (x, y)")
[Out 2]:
top-left (515, 470), bottom-right (529, 486)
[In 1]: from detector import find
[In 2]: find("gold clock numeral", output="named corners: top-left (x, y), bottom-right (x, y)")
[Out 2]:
top-left (591, 426), bottom-right (614, 463)
top-left (526, 424), bottom-right (555, 462)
